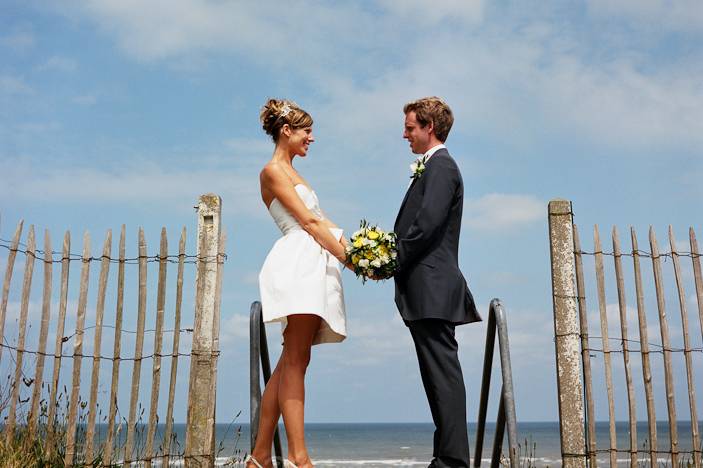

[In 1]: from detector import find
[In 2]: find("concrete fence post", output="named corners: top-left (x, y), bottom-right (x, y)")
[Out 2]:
top-left (185, 194), bottom-right (223, 467)
top-left (548, 199), bottom-right (586, 467)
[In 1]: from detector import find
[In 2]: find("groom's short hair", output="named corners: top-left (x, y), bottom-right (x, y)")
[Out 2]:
top-left (404, 97), bottom-right (454, 142)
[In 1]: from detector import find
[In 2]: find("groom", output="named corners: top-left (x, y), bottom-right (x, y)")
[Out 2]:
top-left (392, 97), bottom-right (481, 468)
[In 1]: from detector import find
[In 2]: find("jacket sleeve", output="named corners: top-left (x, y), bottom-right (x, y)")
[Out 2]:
top-left (396, 157), bottom-right (458, 273)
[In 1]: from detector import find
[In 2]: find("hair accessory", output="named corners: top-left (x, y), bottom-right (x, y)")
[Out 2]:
top-left (280, 103), bottom-right (292, 118)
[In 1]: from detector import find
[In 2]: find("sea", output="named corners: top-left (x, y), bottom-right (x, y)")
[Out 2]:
top-left (144, 421), bottom-right (701, 467)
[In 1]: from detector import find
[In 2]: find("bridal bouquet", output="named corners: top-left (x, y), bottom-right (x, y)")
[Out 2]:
top-left (345, 220), bottom-right (398, 282)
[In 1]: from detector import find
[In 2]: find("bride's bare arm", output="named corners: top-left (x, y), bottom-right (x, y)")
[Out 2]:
top-left (261, 165), bottom-right (347, 262)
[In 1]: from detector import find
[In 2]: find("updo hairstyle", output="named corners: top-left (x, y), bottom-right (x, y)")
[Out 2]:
top-left (260, 99), bottom-right (313, 142)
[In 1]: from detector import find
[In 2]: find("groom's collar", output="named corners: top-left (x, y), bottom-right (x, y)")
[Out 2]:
top-left (423, 143), bottom-right (446, 162)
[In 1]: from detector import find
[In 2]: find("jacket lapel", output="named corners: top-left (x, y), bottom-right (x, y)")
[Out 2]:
top-left (399, 177), bottom-right (417, 211)
top-left (395, 179), bottom-right (416, 231)
top-left (394, 150), bottom-right (446, 231)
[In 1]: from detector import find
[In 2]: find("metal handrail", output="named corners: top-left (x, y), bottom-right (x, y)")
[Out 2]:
top-left (474, 298), bottom-right (518, 468)
top-left (250, 301), bottom-right (284, 468)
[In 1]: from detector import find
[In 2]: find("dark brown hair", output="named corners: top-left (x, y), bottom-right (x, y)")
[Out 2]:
top-left (403, 96), bottom-right (454, 142)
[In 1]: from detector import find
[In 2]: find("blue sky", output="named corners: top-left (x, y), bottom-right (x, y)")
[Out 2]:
top-left (1, 1), bottom-right (702, 426)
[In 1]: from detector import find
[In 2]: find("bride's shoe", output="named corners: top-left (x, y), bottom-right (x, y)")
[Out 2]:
top-left (245, 454), bottom-right (265, 468)
top-left (284, 460), bottom-right (299, 468)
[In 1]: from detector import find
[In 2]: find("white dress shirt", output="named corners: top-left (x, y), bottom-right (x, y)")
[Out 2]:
top-left (423, 143), bottom-right (446, 162)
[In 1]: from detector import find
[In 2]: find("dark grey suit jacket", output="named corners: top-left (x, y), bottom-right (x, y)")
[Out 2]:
top-left (393, 148), bottom-right (481, 325)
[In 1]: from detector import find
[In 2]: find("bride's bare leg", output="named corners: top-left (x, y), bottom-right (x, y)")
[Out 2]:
top-left (249, 359), bottom-right (284, 467)
top-left (279, 314), bottom-right (320, 468)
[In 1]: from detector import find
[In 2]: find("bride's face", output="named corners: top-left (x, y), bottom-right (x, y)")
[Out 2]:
top-left (288, 126), bottom-right (315, 157)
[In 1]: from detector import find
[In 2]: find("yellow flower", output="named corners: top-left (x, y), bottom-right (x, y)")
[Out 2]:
top-left (367, 230), bottom-right (380, 240)
top-left (365, 251), bottom-right (375, 260)
top-left (378, 245), bottom-right (388, 256)
top-left (353, 238), bottom-right (363, 248)
top-left (352, 254), bottom-right (360, 265)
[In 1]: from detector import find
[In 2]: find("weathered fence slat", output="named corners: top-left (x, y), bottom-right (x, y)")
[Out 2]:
top-left (649, 227), bottom-right (679, 465)
top-left (64, 232), bottom-right (92, 465)
top-left (28, 230), bottom-right (53, 435)
top-left (125, 228), bottom-right (148, 463)
top-left (186, 194), bottom-right (223, 467)
top-left (691, 228), bottom-right (703, 351)
top-left (46, 231), bottom-right (70, 456)
top-left (208, 227), bottom-right (226, 433)
top-left (572, 224), bottom-right (597, 467)
top-left (5, 225), bottom-right (36, 439)
top-left (163, 227), bottom-right (186, 467)
top-left (0, 219), bottom-right (24, 365)
top-left (630, 228), bottom-right (657, 464)
top-left (669, 226), bottom-right (700, 468)
top-left (85, 230), bottom-right (112, 462)
top-left (547, 200), bottom-right (585, 468)
top-left (594, 225), bottom-right (617, 468)
top-left (145, 228), bottom-right (168, 467)
top-left (612, 227), bottom-right (637, 467)
top-left (104, 225), bottom-right (125, 466)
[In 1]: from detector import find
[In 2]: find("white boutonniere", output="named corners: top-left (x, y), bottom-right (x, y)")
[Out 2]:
top-left (409, 155), bottom-right (429, 181)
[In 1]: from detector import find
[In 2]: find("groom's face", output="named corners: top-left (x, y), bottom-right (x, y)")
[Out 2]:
top-left (403, 111), bottom-right (432, 155)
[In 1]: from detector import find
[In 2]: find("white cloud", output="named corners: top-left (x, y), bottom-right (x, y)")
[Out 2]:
top-left (0, 75), bottom-right (33, 95)
top-left (219, 312), bottom-right (249, 346)
top-left (0, 31), bottom-right (35, 52)
top-left (53, 1), bottom-right (703, 154)
top-left (588, 0), bottom-right (703, 34)
top-left (378, 0), bottom-right (483, 25)
top-left (533, 55), bottom-right (703, 152)
top-left (59, 1), bottom-right (373, 65)
top-left (0, 156), bottom-right (263, 217)
top-left (240, 271), bottom-right (259, 286)
top-left (15, 121), bottom-right (61, 133)
top-left (36, 56), bottom-right (78, 73)
top-left (463, 193), bottom-right (543, 231)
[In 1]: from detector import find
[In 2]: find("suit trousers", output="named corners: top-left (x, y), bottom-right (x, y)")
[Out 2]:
top-left (406, 318), bottom-right (470, 468)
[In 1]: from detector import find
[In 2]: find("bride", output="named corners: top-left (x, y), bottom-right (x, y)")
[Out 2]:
top-left (246, 99), bottom-right (350, 468)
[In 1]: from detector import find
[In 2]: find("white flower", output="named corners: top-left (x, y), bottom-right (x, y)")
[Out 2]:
top-left (391, 251), bottom-right (398, 259)
top-left (353, 229), bottom-right (363, 238)
top-left (369, 240), bottom-right (378, 248)
top-left (380, 255), bottom-right (390, 264)
top-left (362, 238), bottom-right (372, 246)
top-left (410, 155), bottom-right (429, 180)
top-left (358, 259), bottom-right (370, 268)
top-left (371, 258), bottom-right (382, 268)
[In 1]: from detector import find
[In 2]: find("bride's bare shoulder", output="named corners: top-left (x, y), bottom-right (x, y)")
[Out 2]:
top-left (260, 162), bottom-right (286, 184)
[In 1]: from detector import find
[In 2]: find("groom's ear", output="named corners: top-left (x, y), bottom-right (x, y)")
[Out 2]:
top-left (426, 119), bottom-right (435, 136)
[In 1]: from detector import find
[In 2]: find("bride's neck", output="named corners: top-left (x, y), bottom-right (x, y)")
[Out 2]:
top-left (272, 145), bottom-right (295, 166)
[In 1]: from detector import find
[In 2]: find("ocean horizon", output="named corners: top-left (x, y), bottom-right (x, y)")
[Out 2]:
top-left (69, 420), bottom-right (702, 467)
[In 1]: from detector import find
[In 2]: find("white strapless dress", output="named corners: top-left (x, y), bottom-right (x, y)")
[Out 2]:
top-left (259, 184), bottom-right (346, 345)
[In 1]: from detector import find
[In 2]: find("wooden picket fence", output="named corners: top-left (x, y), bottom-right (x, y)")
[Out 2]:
top-left (0, 194), bottom-right (224, 467)
top-left (549, 199), bottom-right (703, 467)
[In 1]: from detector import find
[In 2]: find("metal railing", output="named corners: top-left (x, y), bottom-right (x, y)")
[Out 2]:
top-left (248, 298), bottom-right (517, 467)
top-left (249, 301), bottom-right (284, 468)
top-left (474, 298), bottom-right (518, 468)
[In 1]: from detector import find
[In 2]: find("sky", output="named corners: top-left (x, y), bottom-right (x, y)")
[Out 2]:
top-left (1, 0), bottom-right (702, 427)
